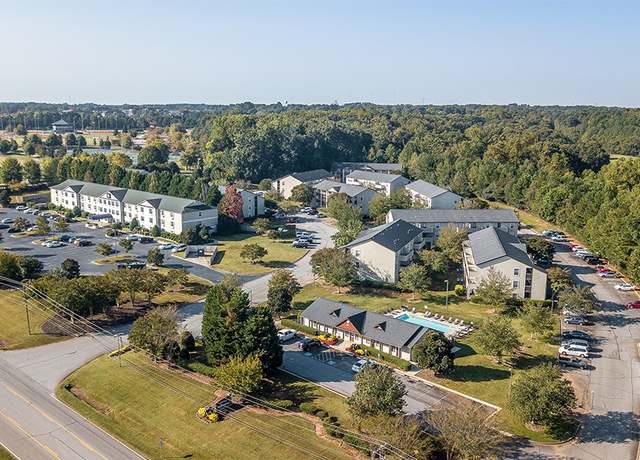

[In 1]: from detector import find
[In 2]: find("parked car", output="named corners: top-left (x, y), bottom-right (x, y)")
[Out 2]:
top-left (0, 224), bottom-right (9, 230)
top-left (352, 359), bottom-right (377, 373)
top-left (551, 235), bottom-right (569, 242)
top-left (557, 356), bottom-right (590, 369)
top-left (74, 239), bottom-right (92, 247)
top-left (43, 240), bottom-right (65, 248)
top-left (316, 212), bottom-right (326, 218)
top-left (59, 235), bottom-right (73, 243)
top-left (171, 244), bottom-right (187, 253)
top-left (598, 271), bottom-right (618, 278)
top-left (561, 338), bottom-right (591, 350)
top-left (139, 236), bottom-right (154, 243)
top-left (558, 343), bottom-right (589, 358)
top-left (273, 212), bottom-right (285, 219)
top-left (562, 330), bottom-right (592, 341)
top-left (596, 266), bottom-right (610, 273)
top-left (124, 234), bottom-right (139, 241)
top-left (157, 243), bottom-right (174, 250)
top-left (15, 205), bottom-right (27, 211)
top-left (298, 337), bottom-right (322, 352)
top-left (615, 283), bottom-right (636, 291)
top-left (277, 329), bottom-right (297, 343)
top-left (584, 257), bottom-right (602, 265)
top-left (308, 208), bottom-right (318, 215)
top-left (564, 316), bottom-right (591, 325)
top-left (1, 218), bottom-right (14, 224)
top-left (626, 301), bottom-right (640, 309)
top-left (292, 240), bottom-right (308, 248)
top-left (129, 261), bottom-right (147, 269)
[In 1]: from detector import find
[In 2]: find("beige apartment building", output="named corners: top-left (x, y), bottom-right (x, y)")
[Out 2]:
top-left (272, 169), bottom-right (331, 199)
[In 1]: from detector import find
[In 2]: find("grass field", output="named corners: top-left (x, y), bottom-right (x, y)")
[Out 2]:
top-left (57, 353), bottom-right (353, 460)
top-left (0, 289), bottom-right (68, 350)
top-left (93, 254), bottom-right (139, 265)
top-left (211, 234), bottom-right (307, 275)
top-left (0, 445), bottom-right (15, 460)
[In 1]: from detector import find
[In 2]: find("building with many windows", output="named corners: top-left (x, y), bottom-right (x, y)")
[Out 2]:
top-left (311, 179), bottom-right (377, 216)
top-left (272, 169), bottom-right (331, 199)
top-left (345, 170), bottom-right (410, 196)
top-left (333, 162), bottom-right (402, 182)
top-left (51, 119), bottom-right (74, 133)
top-left (405, 180), bottom-right (462, 209)
top-left (218, 185), bottom-right (265, 219)
top-left (462, 227), bottom-right (547, 300)
top-left (50, 179), bottom-right (217, 234)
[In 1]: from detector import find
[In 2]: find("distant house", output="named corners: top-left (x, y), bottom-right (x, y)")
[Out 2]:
top-left (462, 227), bottom-right (547, 300)
top-left (301, 298), bottom-right (428, 361)
top-left (386, 209), bottom-right (519, 247)
top-left (343, 219), bottom-right (425, 283)
top-left (334, 162), bottom-right (402, 182)
top-left (311, 180), bottom-right (377, 216)
top-left (405, 180), bottom-right (462, 209)
top-left (345, 170), bottom-right (410, 196)
top-left (218, 185), bottom-right (265, 219)
top-left (51, 119), bottom-right (73, 134)
top-left (272, 169), bottom-right (331, 199)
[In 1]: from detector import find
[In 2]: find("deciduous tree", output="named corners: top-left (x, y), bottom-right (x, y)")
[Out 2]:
top-left (347, 365), bottom-right (407, 419)
top-left (476, 316), bottom-right (521, 363)
top-left (413, 330), bottom-right (455, 375)
top-left (213, 354), bottom-right (264, 394)
top-left (240, 243), bottom-right (267, 264)
top-left (399, 263), bottom-right (431, 300)
top-left (266, 269), bottom-right (301, 316)
top-left (129, 307), bottom-right (179, 361)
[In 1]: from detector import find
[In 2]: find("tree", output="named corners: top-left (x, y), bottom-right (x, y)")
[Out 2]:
top-left (107, 268), bottom-right (143, 307)
top-left (368, 189), bottom-right (413, 223)
top-left (435, 227), bottom-right (468, 263)
top-left (290, 183), bottom-right (314, 205)
top-left (0, 251), bottom-right (23, 279)
top-left (413, 331), bottom-right (455, 375)
top-left (59, 258), bottom-right (80, 279)
top-left (252, 218), bottom-right (271, 235)
top-left (239, 307), bottom-right (283, 370)
top-left (427, 403), bottom-right (503, 460)
top-left (22, 159), bottom-right (40, 183)
top-left (0, 190), bottom-right (10, 207)
top-left (347, 365), bottom-right (407, 419)
top-left (331, 215), bottom-right (363, 246)
top-left (147, 248), bottom-right (165, 266)
top-left (398, 264), bottom-right (431, 300)
top-left (266, 269), bottom-right (301, 316)
top-left (310, 247), bottom-right (356, 293)
top-left (519, 301), bottom-right (554, 339)
top-left (547, 267), bottom-right (573, 299)
top-left (240, 243), bottom-right (267, 264)
top-left (53, 217), bottom-right (69, 232)
top-left (96, 242), bottom-right (114, 256)
top-left (150, 225), bottom-right (161, 237)
top-left (523, 235), bottom-right (554, 261)
top-left (18, 256), bottom-right (43, 279)
top-left (213, 354), bottom-right (264, 394)
top-left (34, 216), bottom-right (50, 235)
top-left (129, 307), bottom-right (179, 361)
top-left (218, 184), bottom-right (244, 224)
top-left (476, 316), bottom-right (521, 363)
top-left (510, 364), bottom-right (576, 428)
top-left (558, 285), bottom-right (597, 315)
top-left (417, 249), bottom-right (448, 274)
top-left (10, 216), bottom-right (29, 232)
top-left (139, 270), bottom-right (168, 306)
top-left (474, 267), bottom-right (512, 308)
top-left (128, 217), bottom-right (140, 230)
top-left (15, 123), bottom-right (26, 135)
top-left (137, 140), bottom-right (170, 170)
top-left (361, 415), bottom-right (437, 460)
top-left (0, 158), bottom-right (22, 183)
top-left (258, 179), bottom-right (272, 191)
top-left (119, 238), bottom-right (133, 252)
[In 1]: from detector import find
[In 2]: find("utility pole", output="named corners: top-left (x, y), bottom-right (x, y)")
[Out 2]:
top-left (25, 300), bottom-right (32, 335)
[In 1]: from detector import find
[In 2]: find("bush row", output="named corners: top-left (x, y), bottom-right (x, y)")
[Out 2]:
top-left (280, 318), bottom-right (319, 336)
top-left (299, 402), bottom-right (370, 453)
top-left (358, 344), bottom-right (412, 371)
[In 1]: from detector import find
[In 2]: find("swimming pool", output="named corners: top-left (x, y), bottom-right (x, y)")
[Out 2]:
top-left (395, 313), bottom-right (456, 334)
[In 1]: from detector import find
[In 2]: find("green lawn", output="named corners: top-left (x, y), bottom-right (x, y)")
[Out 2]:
top-left (93, 254), bottom-right (140, 265)
top-left (58, 353), bottom-right (353, 460)
top-left (211, 234), bottom-right (307, 275)
top-left (0, 445), bottom-right (15, 460)
top-left (0, 289), bottom-right (69, 350)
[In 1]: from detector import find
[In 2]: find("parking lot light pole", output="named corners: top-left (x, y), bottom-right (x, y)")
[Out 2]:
top-left (445, 280), bottom-right (449, 310)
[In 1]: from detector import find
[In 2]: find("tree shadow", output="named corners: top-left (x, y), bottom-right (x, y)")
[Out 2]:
top-left (262, 260), bottom-right (294, 269)
top-left (512, 352), bottom-right (555, 370)
top-left (448, 364), bottom-right (511, 382)
top-left (578, 411), bottom-right (640, 444)
top-left (452, 342), bottom-right (476, 358)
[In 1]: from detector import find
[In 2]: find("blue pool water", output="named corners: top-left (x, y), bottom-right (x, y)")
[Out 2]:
top-left (396, 313), bottom-right (455, 334)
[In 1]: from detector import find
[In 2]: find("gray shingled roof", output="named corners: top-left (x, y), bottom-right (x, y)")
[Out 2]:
top-left (285, 169), bottom-right (331, 183)
top-left (387, 208), bottom-right (519, 224)
top-left (51, 179), bottom-right (212, 214)
top-left (301, 298), bottom-right (428, 349)
top-left (467, 227), bottom-right (533, 266)
top-left (405, 180), bottom-right (453, 198)
top-left (312, 180), bottom-right (372, 197)
top-left (336, 162), bottom-right (402, 172)
top-left (344, 219), bottom-right (421, 252)
top-left (346, 170), bottom-right (410, 184)
top-left (52, 119), bottom-right (70, 126)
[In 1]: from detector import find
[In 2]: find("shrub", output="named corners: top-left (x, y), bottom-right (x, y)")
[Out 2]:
top-left (342, 434), bottom-right (371, 453)
top-left (323, 420), bottom-right (343, 438)
top-left (187, 361), bottom-right (216, 377)
top-left (315, 410), bottom-right (328, 419)
top-left (299, 402), bottom-right (318, 415)
top-left (207, 412), bottom-right (218, 423)
top-left (108, 345), bottom-right (132, 357)
top-left (271, 399), bottom-right (294, 410)
top-left (358, 344), bottom-right (412, 371)
top-left (179, 347), bottom-right (191, 360)
top-left (454, 284), bottom-right (465, 296)
top-left (180, 331), bottom-right (196, 351)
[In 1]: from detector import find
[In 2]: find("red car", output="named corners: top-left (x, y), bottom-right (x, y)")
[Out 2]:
top-left (626, 301), bottom-right (640, 309)
top-left (596, 266), bottom-right (610, 273)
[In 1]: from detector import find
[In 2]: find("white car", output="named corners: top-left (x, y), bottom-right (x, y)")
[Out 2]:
top-left (157, 243), bottom-right (175, 250)
top-left (15, 205), bottom-right (27, 211)
top-left (42, 240), bottom-right (64, 248)
top-left (598, 271), bottom-right (618, 278)
top-left (1, 218), bottom-right (14, 224)
top-left (352, 358), bottom-right (377, 373)
top-left (171, 244), bottom-right (187, 253)
top-left (558, 343), bottom-right (589, 358)
top-left (561, 339), bottom-right (590, 350)
top-left (614, 283), bottom-right (636, 291)
top-left (277, 329), bottom-right (297, 343)
top-left (551, 235), bottom-right (569, 242)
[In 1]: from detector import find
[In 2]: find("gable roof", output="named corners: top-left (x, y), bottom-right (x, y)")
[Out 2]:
top-left (51, 179), bottom-right (212, 214)
top-left (301, 298), bottom-right (428, 349)
top-left (387, 208), bottom-right (519, 224)
top-left (52, 119), bottom-right (70, 126)
top-left (405, 180), bottom-right (455, 199)
top-left (346, 170), bottom-right (409, 184)
top-left (281, 169), bottom-right (331, 183)
top-left (467, 227), bottom-right (533, 266)
top-left (312, 180), bottom-right (373, 198)
top-left (336, 162), bottom-right (402, 172)
top-left (344, 219), bottom-right (421, 252)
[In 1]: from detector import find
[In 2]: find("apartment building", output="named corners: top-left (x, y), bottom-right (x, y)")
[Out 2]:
top-left (50, 179), bottom-right (217, 234)
top-left (462, 227), bottom-right (547, 300)
top-left (218, 185), bottom-right (265, 219)
top-left (334, 162), bottom-right (402, 182)
top-left (345, 170), bottom-right (410, 196)
top-left (386, 209), bottom-right (519, 247)
top-left (343, 219), bottom-right (425, 283)
top-left (405, 180), bottom-right (462, 209)
top-left (311, 180), bottom-right (377, 215)
top-left (272, 169), bottom-right (331, 199)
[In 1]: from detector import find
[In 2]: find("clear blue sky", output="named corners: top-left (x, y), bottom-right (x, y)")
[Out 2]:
top-left (2, 0), bottom-right (639, 106)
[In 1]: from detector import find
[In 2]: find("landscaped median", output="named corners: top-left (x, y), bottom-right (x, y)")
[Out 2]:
top-left (57, 353), bottom-right (356, 460)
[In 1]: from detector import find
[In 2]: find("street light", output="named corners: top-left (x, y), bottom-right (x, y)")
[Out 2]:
top-left (445, 279), bottom-right (449, 310)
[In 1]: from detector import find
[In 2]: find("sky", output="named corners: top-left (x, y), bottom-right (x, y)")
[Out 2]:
top-left (2, 0), bottom-right (640, 107)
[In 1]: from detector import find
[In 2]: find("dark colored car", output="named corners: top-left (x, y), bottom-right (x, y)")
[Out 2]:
top-left (74, 239), bottom-right (92, 247)
top-left (139, 236), bottom-right (154, 243)
top-left (564, 316), bottom-right (592, 326)
top-left (0, 224), bottom-right (9, 230)
top-left (557, 356), bottom-right (589, 369)
top-left (298, 337), bottom-right (322, 352)
top-left (127, 262), bottom-right (146, 269)
top-left (562, 330), bottom-right (592, 341)
top-left (59, 234), bottom-right (73, 243)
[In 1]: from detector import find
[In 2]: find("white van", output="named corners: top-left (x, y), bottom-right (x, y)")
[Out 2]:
top-left (559, 343), bottom-right (589, 358)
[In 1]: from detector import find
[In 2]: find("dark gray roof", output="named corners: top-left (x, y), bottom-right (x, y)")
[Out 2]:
top-left (312, 180), bottom-right (373, 197)
top-left (52, 119), bottom-right (70, 126)
top-left (387, 208), bottom-right (519, 224)
top-left (467, 227), bottom-right (533, 266)
top-left (301, 298), bottom-right (428, 349)
top-left (344, 219), bottom-right (421, 252)
top-left (284, 169), bottom-right (331, 183)
top-left (405, 180), bottom-right (455, 199)
top-left (51, 179), bottom-right (212, 214)
top-left (346, 170), bottom-right (410, 184)
top-left (336, 162), bottom-right (402, 172)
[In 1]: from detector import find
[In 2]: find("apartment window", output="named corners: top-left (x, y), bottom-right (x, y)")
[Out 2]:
top-left (354, 250), bottom-right (360, 256)
top-left (513, 268), bottom-right (520, 276)
top-left (513, 280), bottom-right (519, 288)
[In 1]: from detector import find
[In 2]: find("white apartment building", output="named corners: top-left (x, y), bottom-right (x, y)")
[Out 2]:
top-left (311, 179), bottom-right (377, 216)
top-left (405, 180), bottom-right (462, 209)
top-left (462, 227), bottom-right (547, 300)
top-left (50, 179), bottom-right (217, 234)
top-left (218, 185), bottom-right (265, 219)
top-left (345, 170), bottom-right (410, 196)
top-left (334, 162), bottom-right (402, 182)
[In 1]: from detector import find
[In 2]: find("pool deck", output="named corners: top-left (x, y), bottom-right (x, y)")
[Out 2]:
top-left (387, 309), bottom-right (474, 339)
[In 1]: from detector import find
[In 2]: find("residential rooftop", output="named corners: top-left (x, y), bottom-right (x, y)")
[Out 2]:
top-left (346, 170), bottom-right (408, 183)
top-left (467, 226), bottom-right (532, 266)
top-left (405, 180), bottom-right (451, 198)
top-left (335, 161), bottom-right (402, 172)
top-left (387, 208), bottom-right (519, 223)
top-left (313, 179), bottom-right (370, 197)
top-left (344, 219), bottom-right (422, 252)
top-left (281, 169), bottom-right (331, 183)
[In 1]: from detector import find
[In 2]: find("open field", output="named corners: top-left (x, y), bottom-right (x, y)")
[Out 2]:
top-left (58, 353), bottom-right (353, 460)
top-left (211, 233), bottom-right (307, 275)
top-left (0, 289), bottom-right (68, 350)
